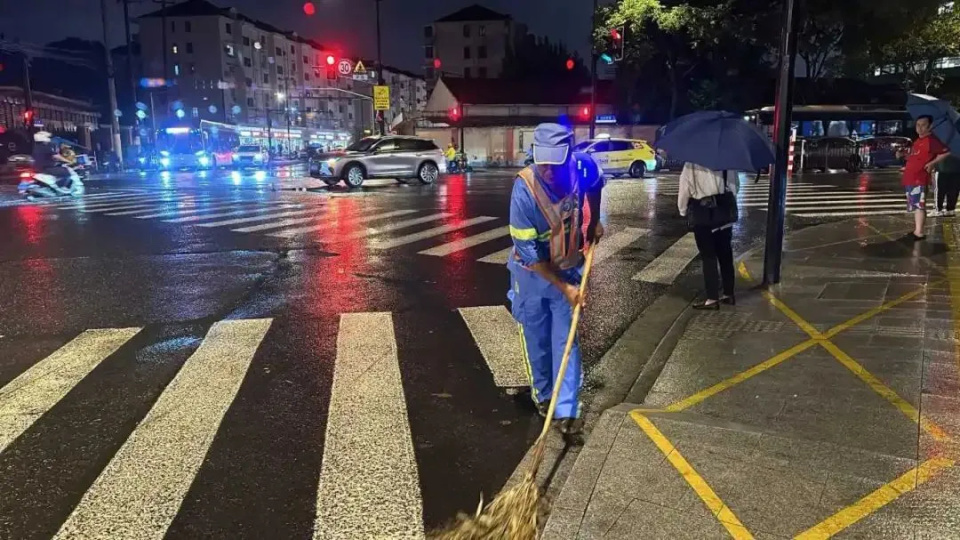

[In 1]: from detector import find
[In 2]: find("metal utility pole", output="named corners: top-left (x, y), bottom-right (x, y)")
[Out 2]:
top-left (375, 0), bottom-right (386, 136)
top-left (160, 0), bottom-right (169, 79)
top-left (21, 53), bottom-right (34, 134)
top-left (762, 0), bottom-right (800, 285)
top-left (101, 0), bottom-right (124, 165)
top-left (589, 0), bottom-right (598, 138)
top-left (122, 0), bottom-right (139, 144)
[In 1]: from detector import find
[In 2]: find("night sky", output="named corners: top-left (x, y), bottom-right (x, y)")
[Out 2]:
top-left (0, 0), bottom-right (605, 72)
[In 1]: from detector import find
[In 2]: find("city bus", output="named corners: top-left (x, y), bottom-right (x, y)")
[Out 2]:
top-left (744, 105), bottom-right (913, 139)
top-left (153, 121), bottom-right (241, 170)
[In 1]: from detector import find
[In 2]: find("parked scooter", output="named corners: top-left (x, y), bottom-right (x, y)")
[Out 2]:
top-left (18, 164), bottom-right (85, 200)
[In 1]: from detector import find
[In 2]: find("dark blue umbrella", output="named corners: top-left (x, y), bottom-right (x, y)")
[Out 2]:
top-left (655, 111), bottom-right (775, 172)
top-left (906, 93), bottom-right (960, 155)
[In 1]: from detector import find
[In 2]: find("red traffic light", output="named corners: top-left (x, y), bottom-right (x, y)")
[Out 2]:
top-left (23, 110), bottom-right (34, 123)
top-left (433, 58), bottom-right (442, 69)
top-left (448, 106), bottom-right (461, 121)
top-left (303, 2), bottom-right (315, 15)
top-left (326, 54), bottom-right (336, 66)
top-left (565, 58), bottom-right (575, 71)
top-left (610, 28), bottom-right (622, 41)
top-left (579, 106), bottom-right (591, 120)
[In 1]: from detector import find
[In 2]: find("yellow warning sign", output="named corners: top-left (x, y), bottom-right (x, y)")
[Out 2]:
top-left (353, 60), bottom-right (367, 74)
top-left (373, 86), bottom-right (390, 111)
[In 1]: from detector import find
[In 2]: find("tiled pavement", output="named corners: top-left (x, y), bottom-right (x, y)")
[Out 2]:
top-left (543, 216), bottom-right (960, 539)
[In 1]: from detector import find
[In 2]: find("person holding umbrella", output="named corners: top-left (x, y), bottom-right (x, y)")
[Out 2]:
top-left (656, 111), bottom-right (773, 309)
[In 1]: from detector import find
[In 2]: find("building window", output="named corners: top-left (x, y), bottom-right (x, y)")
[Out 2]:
top-left (340, 105), bottom-right (345, 113)
top-left (291, 45), bottom-right (295, 54)
top-left (464, 67), bottom-right (471, 78)
top-left (478, 46), bottom-right (487, 59)
top-left (424, 25), bottom-right (433, 38)
top-left (174, 64), bottom-right (181, 76)
top-left (479, 25), bottom-right (486, 37)
top-left (225, 44), bottom-right (235, 57)
top-left (225, 23), bottom-right (232, 35)
top-left (186, 42), bottom-right (194, 54)
top-left (463, 47), bottom-right (471, 59)
top-left (170, 21), bottom-right (175, 32)
top-left (185, 21), bottom-right (192, 32)
top-left (276, 47), bottom-right (282, 56)
top-left (425, 46), bottom-right (434, 59)
top-left (463, 24), bottom-right (470, 38)
top-left (247, 97), bottom-right (255, 106)
top-left (172, 44), bottom-right (178, 54)
top-left (243, 57), bottom-right (252, 67)
top-left (189, 63), bottom-right (196, 74)
top-left (277, 66), bottom-right (284, 74)
top-left (263, 73), bottom-right (269, 84)
top-left (243, 36), bottom-right (251, 46)
top-left (478, 67), bottom-right (487, 78)
top-left (246, 77), bottom-right (253, 87)
top-left (304, 55), bottom-right (309, 64)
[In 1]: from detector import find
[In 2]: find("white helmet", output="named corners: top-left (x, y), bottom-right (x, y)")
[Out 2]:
top-left (33, 131), bottom-right (52, 143)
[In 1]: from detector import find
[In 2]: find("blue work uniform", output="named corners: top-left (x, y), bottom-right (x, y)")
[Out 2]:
top-left (507, 152), bottom-right (603, 419)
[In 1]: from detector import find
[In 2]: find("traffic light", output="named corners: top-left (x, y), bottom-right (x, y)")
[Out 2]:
top-left (611, 26), bottom-right (625, 61)
top-left (565, 58), bottom-right (575, 71)
top-left (578, 106), bottom-right (591, 122)
top-left (325, 54), bottom-right (337, 80)
top-left (23, 109), bottom-right (34, 127)
top-left (448, 106), bottom-right (461, 122)
top-left (303, 2), bottom-right (315, 16)
top-left (433, 58), bottom-right (442, 69)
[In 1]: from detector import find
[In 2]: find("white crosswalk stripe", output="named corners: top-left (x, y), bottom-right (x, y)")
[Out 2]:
top-left (458, 306), bottom-right (528, 388)
top-left (337, 212), bottom-right (452, 241)
top-left (124, 202), bottom-right (268, 218)
top-left (195, 208), bottom-right (327, 228)
top-left (651, 180), bottom-right (906, 218)
top-left (163, 204), bottom-right (301, 223)
top-left (53, 319), bottom-right (272, 540)
top-left (83, 198), bottom-right (213, 214)
top-left (369, 216), bottom-right (498, 250)
top-left (418, 225), bottom-right (509, 257)
top-left (0, 328), bottom-right (141, 454)
top-left (265, 209), bottom-right (418, 237)
top-left (633, 232), bottom-right (699, 284)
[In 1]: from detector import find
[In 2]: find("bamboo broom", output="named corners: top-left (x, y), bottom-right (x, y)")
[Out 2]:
top-left (432, 244), bottom-right (598, 540)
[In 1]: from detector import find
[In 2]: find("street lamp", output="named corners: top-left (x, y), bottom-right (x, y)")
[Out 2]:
top-left (276, 92), bottom-right (286, 101)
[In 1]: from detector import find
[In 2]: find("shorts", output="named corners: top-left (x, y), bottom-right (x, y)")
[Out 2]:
top-left (905, 185), bottom-right (926, 212)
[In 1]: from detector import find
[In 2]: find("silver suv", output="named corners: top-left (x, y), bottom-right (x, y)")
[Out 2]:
top-left (309, 136), bottom-right (447, 188)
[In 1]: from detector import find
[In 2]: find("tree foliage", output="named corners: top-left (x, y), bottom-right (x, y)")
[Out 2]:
top-left (874, 6), bottom-right (960, 93)
top-left (501, 34), bottom-right (589, 81)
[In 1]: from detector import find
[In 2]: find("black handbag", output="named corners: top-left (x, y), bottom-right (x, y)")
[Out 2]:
top-left (687, 171), bottom-right (738, 230)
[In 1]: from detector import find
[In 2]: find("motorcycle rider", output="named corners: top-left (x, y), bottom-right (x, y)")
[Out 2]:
top-left (32, 131), bottom-right (75, 191)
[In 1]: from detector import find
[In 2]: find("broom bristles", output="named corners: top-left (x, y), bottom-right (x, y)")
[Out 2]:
top-left (429, 473), bottom-right (541, 540)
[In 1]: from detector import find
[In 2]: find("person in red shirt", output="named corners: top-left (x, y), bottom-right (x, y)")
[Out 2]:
top-left (903, 115), bottom-right (950, 240)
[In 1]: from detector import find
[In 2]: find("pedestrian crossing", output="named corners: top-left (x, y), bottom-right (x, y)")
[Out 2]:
top-left (23, 191), bottom-right (717, 283)
top-left (648, 178), bottom-right (907, 218)
top-left (0, 310), bottom-right (562, 538)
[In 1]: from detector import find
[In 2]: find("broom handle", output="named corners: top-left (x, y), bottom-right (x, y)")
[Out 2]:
top-left (530, 243), bottom-right (597, 469)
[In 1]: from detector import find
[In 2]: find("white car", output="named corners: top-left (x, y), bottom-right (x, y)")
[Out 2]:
top-left (231, 145), bottom-right (269, 169)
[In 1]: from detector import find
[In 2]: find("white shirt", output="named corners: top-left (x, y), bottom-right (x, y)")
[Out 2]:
top-left (677, 163), bottom-right (740, 216)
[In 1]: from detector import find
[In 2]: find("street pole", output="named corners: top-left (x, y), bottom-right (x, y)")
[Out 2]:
top-left (160, 0), bottom-right (168, 79)
top-left (284, 77), bottom-right (291, 152)
top-left (375, 0), bottom-right (386, 136)
top-left (589, 0), bottom-right (598, 139)
top-left (762, 0), bottom-right (800, 285)
top-left (101, 0), bottom-right (124, 167)
top-left (122, 0), bottom-right (139, 146)
top-left (21, 53), bottom-right (34, 134)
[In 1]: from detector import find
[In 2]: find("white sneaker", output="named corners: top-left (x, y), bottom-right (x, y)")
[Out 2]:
top-left (929, 210), bottom-right (943, 217)
top-left (946, 210), bottom-right (957, 217)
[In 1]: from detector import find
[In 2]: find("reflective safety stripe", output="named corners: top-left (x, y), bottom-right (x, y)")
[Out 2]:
top-left (516, 323), bottom-right (539, 403)
top-left (509, 225), bottom-right (539, 241)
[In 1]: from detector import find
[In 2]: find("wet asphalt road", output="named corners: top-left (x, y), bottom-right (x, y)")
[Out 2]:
top-left (0, 165), bottom-right (906, 537)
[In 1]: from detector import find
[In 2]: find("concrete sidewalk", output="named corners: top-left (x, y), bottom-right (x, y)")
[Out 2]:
top-left (543, 216), bottom-right (960, 539)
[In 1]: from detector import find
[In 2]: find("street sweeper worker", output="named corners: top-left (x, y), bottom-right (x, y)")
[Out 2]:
top-left (507, 122), bottom-right (604, 437)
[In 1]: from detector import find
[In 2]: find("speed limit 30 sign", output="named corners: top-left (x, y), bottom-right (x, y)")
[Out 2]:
top-left (337, 59), bottom-right (353, 76)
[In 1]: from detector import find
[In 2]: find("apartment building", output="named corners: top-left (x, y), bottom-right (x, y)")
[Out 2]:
top-left (138, 0), bottom-right (367, 135)
top-left (422, 4), bottom-right (527, 87)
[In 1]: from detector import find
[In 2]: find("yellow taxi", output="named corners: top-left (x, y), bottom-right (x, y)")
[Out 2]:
top-left (573, 136), bottom-right (658, 178)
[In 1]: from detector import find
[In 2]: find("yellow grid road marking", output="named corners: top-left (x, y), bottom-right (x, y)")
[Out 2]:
top-left (942, 222), bottom-right (960, 378)
top-left (794, 457), bottom-right (955, 539)
top-left (629, 411), bottom-right (756, 540)
top-left (735, 262), bottom-right (951, 442)
top-left (662, 264), bottom-right (936, 412)
top-left (665, 339), bottom-right (819, 412)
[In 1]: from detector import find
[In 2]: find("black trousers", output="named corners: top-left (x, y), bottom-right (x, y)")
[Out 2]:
top-left (937, 172), bottom-right (960, 211)
top-left (693, 225), bottom-right (735, 301)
